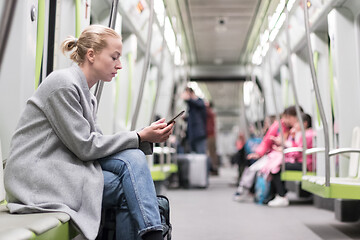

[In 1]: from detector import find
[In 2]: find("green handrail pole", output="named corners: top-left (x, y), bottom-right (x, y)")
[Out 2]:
top-left (0, 0), bottom-right (17, 70)
top-left (284, 7), bottom-right (307, 175)
top-left (75, 0), bottom-right (81, 37)
top-left (131, 0), bottom-right (155, 130)
top-left (150, 8), bottom-right (167, 123)
top-left (125, 53), bottom-right (133, 128)
top-left (35, 0), bottom-right (45, 89)
top-left (303, 0), bottom-right (330, 186)
top-left (94, 0), bottom-right (120, 108)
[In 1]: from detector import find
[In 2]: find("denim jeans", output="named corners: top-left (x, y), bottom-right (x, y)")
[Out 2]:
top-left (190, 138), bottom-right (207, 154)
top-left (99, 149), bottom-right (162, 240)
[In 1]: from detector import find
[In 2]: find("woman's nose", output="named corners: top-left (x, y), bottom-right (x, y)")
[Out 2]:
top-left (116, 61), bottom-right (122, 70)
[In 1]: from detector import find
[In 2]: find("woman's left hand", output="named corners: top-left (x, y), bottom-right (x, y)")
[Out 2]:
top-left (137, 118), bottom-right (174, 143)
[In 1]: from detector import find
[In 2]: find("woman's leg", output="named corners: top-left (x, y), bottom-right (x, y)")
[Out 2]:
top-left (100, 149), bottom-right (162, 239)
top-left (102, 170), bottom-right (139, 240)
top-left (285, 162), bottom-right (302, 171)
top-left (271, 172), bottom-right (287, 197)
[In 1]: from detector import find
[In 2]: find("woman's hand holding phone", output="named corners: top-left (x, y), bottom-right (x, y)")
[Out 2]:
top-left (167, 110), bottom-right (185, 125)
top-left (138, 118), bottom-right (174, 143)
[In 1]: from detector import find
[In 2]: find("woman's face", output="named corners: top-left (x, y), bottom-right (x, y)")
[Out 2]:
top-left (282, 114), bottom-right (298, 128)
top-left (92, 37), bottom-right (123, 82)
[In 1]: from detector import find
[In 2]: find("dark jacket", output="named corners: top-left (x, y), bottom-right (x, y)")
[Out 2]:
top-left (186, 98), bottom-right (207, 142)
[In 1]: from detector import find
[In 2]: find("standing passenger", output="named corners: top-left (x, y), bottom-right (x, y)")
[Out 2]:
top-left (181, 87), bottom-right (207, 154)
top-left (205, 101), bottom-right (219, 175)
top-left (4, 25), bottom-right (172, 240)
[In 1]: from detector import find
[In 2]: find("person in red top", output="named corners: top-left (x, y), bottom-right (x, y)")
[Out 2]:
top-left (205, 101), bottom-right (219, 175)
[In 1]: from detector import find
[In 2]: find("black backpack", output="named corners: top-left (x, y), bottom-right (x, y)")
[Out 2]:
top-left (157, 195), bottom-right (172, 240)
top-left (97, 195), bottom-right (172, 240)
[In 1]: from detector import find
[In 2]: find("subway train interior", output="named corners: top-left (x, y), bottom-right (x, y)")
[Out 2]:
top-left (3, 0), bottom-right (360, 239)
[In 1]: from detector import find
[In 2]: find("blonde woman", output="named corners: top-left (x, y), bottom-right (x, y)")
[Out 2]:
top-left (4, 25), bottom-right (172, 240)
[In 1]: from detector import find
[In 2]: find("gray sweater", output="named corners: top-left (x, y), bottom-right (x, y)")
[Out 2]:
top-left (4, 64), bottom-right (152, 239)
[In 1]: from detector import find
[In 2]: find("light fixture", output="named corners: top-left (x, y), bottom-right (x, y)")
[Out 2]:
top-left (214, 58), bottom-right (223, 65)
top-left (215, 17), bottom-right (227, 33)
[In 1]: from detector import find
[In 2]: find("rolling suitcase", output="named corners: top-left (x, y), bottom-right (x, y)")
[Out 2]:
top-left (177, 154), bottom-right (208, 188)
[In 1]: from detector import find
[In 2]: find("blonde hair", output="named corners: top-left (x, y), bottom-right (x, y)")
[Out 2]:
top-left (61, 25), bottom-right (121, 64)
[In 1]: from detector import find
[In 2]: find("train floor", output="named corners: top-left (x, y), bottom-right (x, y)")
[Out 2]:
top-left (165, 166), bottom-right (360, 240)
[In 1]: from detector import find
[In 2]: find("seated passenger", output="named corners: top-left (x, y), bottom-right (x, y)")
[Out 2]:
top-left (265, 113), bottom-right (314, 207)
top-left (231, 132), bottom-right (246, 183)
top-left (4, 25), bottom-right (173, 240)
top-left (233, 106), bottom-right (299, 202)
top-left (284, 113), bottom-right (314, 172)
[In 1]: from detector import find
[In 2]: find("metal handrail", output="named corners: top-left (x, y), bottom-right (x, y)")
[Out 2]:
top-left (94, 0), bottom-right (120, 108)
top-left (150, 6), bottom-right (166, 123)
top-left (284, 6), bottom-right (307, 175)
top-left (267, 46), bottom-right (285, 164)
top-left (303, 0), bottom-right (330, 186)
top-left (305, 147), bottom-right (325, 155)
top-left (329, 148), bottom-right (360, 157)
top-left (249, 68), bottom-right (263, 136)
top-left (284, 146), bottom-right (325, 155)
top-left (131, 0), bottom-right (155, 130)
top-left (0, 0), bottom-right (17, 70)
top-left (285, 147), bottom-right (360, 158)
top-left (283, 147), bottom-right (303, 154)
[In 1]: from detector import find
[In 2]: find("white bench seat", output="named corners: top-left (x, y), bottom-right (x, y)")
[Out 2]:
top-left (0, 205), bottom-right (71, 240)
top-left (302, 175), bottom-right (360, 186)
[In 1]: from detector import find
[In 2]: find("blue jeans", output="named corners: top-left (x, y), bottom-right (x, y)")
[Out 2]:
top-left (99, 149), bottom-right (162, 240)
top-left (190, 138), bottom-right (207, 154)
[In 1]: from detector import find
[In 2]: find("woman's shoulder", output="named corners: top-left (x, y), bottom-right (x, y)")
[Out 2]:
top-left (39, 66), bottom-right (85, 94)
top-left (46, 68), bottom-right (77, 87)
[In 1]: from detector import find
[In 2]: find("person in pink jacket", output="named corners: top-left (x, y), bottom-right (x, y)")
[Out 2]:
top-left (264, 113), bottom-right (314, 207)
top-left (247, 106), bottom-right (300, 161)
top-left (283, 113), bottom-right (314, 171)
top-left (233, 106), bottom-right (299, 202)
top-left (261, 113), bottom-right (314, 176)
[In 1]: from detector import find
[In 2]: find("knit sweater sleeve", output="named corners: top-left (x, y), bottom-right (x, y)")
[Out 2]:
top-left (43, 86), bottom-right (149, 161)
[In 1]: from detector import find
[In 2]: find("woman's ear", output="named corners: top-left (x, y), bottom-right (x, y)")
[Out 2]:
top-left (86, 49), bottom-right (95, 63)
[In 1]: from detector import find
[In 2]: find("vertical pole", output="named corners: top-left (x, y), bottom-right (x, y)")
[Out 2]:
top-left (150, 6), bottom-right (167, 123)
top-left (284, 7), bottom-right (307, 175)
top-left (303, 0), bottom-right (330, 186)
top-left (267, 48), bottom-right (285, 169)
top-left (131, 0), bottom-right (155, 130)
top-left (94, 0), bottom-right (120, 108)
top-left (0, 0), bottom-right (18, 69)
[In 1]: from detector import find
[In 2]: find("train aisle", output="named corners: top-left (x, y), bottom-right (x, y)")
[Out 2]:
top-left (166, 166), bottom-right (360, 240)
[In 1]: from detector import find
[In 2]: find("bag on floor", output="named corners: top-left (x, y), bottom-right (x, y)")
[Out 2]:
top-left (157, 195), bottom-right (172, 240)
top-left (177, 154), bottom-right (208, 188)
top-left (254, 174), bottom-right (270, 204)
top-left (96, 195), bottom-right (172, 240)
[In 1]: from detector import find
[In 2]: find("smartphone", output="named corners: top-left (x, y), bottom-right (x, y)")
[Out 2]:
top-left (167, 110), bottom-right (185, 125)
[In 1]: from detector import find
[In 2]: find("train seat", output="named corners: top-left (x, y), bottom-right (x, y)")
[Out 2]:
top-left (0, 141), bottom-right (77, 240)
top-left (302, 127), bottom-right (360, 199)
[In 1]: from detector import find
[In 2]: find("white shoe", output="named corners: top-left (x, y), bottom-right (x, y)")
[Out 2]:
top-left (267, 195), bottom-right (289, 207)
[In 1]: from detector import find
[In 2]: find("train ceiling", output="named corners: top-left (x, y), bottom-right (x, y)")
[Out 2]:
top-left (172, 0), bottom-right (260, 66)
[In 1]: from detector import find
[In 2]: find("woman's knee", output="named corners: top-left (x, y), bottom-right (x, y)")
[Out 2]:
top-left (116, 149), bottom-right (148, 169)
